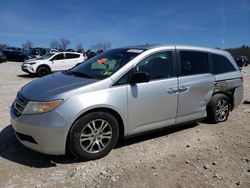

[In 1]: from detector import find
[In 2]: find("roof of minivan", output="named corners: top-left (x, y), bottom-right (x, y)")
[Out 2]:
top-left (120, 44), bottom-right (227, 54)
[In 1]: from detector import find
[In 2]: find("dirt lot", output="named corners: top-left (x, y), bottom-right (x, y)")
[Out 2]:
top-left (0, 62), bottom-right (249, 188)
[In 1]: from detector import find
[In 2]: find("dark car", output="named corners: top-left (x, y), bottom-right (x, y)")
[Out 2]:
top-left (2, 50), bottom-right (36, 62)
top-left (234, 55), bottom-right (249, 67)
top-left (66, 48), bottom-right (75, 52)
top-left (85, 50), bottom-right (97, 59)
top-left (32, 48), bottom-right (47, 56)
top-left (0, 51), bottom-right (7, 63)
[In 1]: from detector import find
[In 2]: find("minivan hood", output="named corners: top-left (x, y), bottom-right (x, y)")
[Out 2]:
top-left (21, 72), bottom-right (98, 101)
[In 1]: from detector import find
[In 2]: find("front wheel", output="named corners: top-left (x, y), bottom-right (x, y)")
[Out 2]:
top-left (37, 66), bottom-right (50, 77)
top-left (68, 112), bottom-right (119, 160)
top-left (207, 94), bottom-right (230, 123)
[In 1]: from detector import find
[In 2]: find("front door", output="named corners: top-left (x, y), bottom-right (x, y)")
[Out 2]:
top-left (51, 53), bottom-right (65, 71)
top-left (127, 51), bottom-right (178, 135)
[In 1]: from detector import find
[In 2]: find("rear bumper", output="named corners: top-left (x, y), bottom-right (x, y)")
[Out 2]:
top-left (233, 85), bottom-right (244, 110)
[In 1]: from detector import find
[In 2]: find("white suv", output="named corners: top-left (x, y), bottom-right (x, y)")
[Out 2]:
top-left (22, 52), bottom-right (85, 76)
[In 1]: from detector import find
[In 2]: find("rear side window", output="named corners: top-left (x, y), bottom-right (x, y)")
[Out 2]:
top-left (65, 53), bottom-right (80, 59)
top-left (212, 54), bottom-right (236, 74)
top-left (180, 51), bottom-right (209, 76)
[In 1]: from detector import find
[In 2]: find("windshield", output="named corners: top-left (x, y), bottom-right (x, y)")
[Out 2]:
top-left (70, 49), bottom-right (143, 79)
top-left (36, 53), bottom-right (55, 60)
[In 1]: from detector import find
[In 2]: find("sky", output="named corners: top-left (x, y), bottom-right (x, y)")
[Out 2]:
top-left (0, 0), bottom-right (249, 49)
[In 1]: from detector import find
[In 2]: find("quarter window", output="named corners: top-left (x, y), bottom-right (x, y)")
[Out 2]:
top-left (134, 51), bottom-right (174, 81)
top-left (212, 54), bottom-right (236, 74)
top-left (180, 51), bottom-right (209, 76)
top-left (113, 71), bottom-right (130, 86)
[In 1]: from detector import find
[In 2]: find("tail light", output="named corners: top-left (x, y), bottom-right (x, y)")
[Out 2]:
top-left (240, 76), bottom-right (243, 83)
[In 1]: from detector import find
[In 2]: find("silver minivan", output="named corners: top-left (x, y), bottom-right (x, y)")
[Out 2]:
top-left (10, 45), bottom-right (244, 160)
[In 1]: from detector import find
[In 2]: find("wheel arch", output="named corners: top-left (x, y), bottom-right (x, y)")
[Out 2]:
top-left (210, 90), bottom-right (234, 111)
top-left (36, 64), bottom-right (51, 73)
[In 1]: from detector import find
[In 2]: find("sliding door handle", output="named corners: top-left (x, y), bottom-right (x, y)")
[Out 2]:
top-left (166, 88), bottom-right (178, 94)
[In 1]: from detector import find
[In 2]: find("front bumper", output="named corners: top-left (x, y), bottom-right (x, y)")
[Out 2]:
top-left (10, 107), bottom-right (69, 155)
top-left (22, 64), bottom-right (36, 73)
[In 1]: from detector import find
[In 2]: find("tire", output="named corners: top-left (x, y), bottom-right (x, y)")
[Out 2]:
top-left (68, 111), bottom-right (119, 160)
top-left (207, 94), bottom-right (230, 123)
top-left (36, 66), bottom-right (50, 77)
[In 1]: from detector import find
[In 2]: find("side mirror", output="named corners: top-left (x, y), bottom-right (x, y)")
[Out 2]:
top-left (130, 72), bottom-right (149, 84)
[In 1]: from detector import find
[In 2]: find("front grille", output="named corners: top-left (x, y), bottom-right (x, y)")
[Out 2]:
top-left (13, 93), bottom-right (28, 117)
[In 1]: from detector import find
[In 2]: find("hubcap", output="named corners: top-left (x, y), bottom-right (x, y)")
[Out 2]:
top-left (40, 68), bottom-right (48, 76)
top-left (215, 99), bottom-right (229, 122)
top-left (80, 119), bottom-right (112, 153)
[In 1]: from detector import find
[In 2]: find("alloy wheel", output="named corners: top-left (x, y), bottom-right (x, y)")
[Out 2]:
top-left (80, 119), bottom-right (112, 154)
top-left (215, 99), bottom-right (229, 122)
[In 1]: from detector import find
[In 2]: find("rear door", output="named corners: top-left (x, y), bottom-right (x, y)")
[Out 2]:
top-left (127, 50), bottom-right (178, 135)
top-left (176, 49), bottom-right (214, 124)
top-left (65, 53), bottom-right (81, 69)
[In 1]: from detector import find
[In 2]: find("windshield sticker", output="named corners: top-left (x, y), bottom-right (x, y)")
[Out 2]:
top-left (97, 58), bottom-right (108, 64)
top-left (127, 49), bottom-right (144, 53)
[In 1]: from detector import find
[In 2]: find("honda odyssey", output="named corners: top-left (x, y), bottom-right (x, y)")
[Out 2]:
top-left (10, 45), bottom-right (244, 160)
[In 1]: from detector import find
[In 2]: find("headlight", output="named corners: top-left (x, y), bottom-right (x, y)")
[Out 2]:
top-left (22, 100), bottom-right (63, 114)
top-left (28, 62), bottom-right (37, 65)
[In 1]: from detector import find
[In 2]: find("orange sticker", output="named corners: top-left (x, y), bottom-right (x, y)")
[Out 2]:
top-left (97, 58), bottom-right (108, 64)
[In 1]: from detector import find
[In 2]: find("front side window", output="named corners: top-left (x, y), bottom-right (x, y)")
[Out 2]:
top-left (134, 51), bottom-right (173, 81)
top-left (70, 49), bottom-right (142, 79)
top-left (212, 54), bottom-right (236, 74)
top-left (52, 53), bottom-right (64, 60)
top-left (180, 51), bottom-right (209, 76)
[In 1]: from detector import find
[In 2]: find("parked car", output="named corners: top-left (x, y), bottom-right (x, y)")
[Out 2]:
top-left (21, 52), bottom-right (85, 76)
top-left (234, 55), bottom-right (249, 67)
top-left (0, 51), bottom-right (7, 63)
top-left (85, 50), bottom-right (97, 59)
top-left (50, 48), bottom-right (59, 53)
top-left (10, 45), bottom-right (243, 160)
top-left (66, 49), bottom-right (75, 52)
top-left (2, 50), bottom-right (36, 62)
top-left (32, 48), bottom-right (47, 56)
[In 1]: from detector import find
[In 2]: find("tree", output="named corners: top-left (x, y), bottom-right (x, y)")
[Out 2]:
top-left (49, 40), bottom-right (60, 49)
top-left (76, 43), bottom-right (84, 51)
top-left (0, 43), bottom-right (8, 49)
top-left (60, 38), bottom-right (70, 50)
top-left (91, 41), bottom-right (112, 51)
top-left (22, 40), bottom-right (34, 49)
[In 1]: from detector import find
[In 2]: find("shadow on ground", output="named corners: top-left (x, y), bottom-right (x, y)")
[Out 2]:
top-left (17, 74), bottom-right (37, 78)
top-left (0, 123), bottom-right (198, 168)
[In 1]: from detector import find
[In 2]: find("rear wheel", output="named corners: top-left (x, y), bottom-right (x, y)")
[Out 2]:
top-left (207, 94), bottom-right (229, 123)
top-left (68, 111), bottom-right (119, 160)
top-left (37, 66), bottom-right (50, 77)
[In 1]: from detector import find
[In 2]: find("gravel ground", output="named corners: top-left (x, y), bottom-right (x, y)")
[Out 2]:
top-left (0, 62), bottom-right (249, 188)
